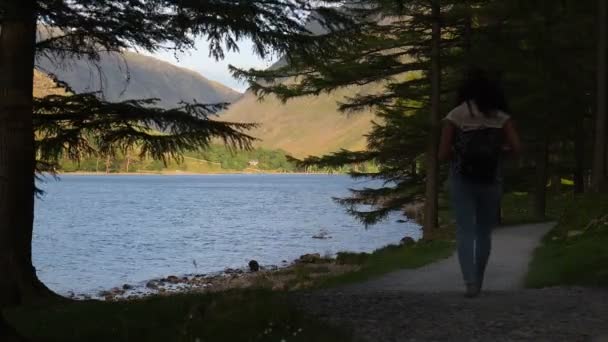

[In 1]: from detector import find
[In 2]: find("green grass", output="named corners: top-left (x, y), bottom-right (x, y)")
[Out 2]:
top-left (525, 193), bottom-right (608, 288)
top-left (310, 240), bottom-right (455, 288)
top-left (499, 191), bottom-right (571, 225)
top-left (5, 290), bottom-right (351, 342)
top-left (7, 188), bottom-right (584, 342)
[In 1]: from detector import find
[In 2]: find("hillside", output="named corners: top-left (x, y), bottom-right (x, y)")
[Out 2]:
top-left (221, 87), bottom-right (376, 158)
top-left (33, 49), bottom-right (377, 159)
top-left (220, 12), bottom-right (379, 159)
top-left (34, 23), bottom-right (375, 158)
top-left (35, 51), bottom-right (241, 108)
top-left (33, 70), bottom-right (67, 98)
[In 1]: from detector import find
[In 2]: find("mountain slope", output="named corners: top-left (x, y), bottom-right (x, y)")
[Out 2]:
top-left (220, 12), bottom-right (380, 158)
top-left (221, 86), bottom-right (376, 158)
top-left (35, 51), bottom-right (241, 108)
top-left (33, 70), bottom-right (67, 98)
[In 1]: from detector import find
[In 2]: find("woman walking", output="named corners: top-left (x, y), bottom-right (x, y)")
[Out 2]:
top-left (438, 68), bottom-right (521, 298)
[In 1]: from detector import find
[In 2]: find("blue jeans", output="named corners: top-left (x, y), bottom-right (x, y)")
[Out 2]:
top-left (449, 173), bottom-right (502, 286)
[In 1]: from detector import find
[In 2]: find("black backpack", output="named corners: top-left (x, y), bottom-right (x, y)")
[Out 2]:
top-left (455, 103), bottom-right (504, 184)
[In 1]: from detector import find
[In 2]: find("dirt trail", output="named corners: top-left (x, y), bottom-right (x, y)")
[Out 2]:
top-left (293, 223), bottom-right (608, 341)
top-left (344, 222), bottom-right (555, 293)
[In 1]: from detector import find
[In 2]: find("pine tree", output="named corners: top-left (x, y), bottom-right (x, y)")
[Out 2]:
top-left (592, 0), bottom-right (607, 192)
top-left (235, 0), bottom-right (481, 238)
top-left (423, 0), bottom-right (442, 236)
top-left (237, 0), bottom-right (602, 226)
top-left (474, 0), bottom-right (599, 213)
top-left (0, 0), bottom-right (345, 310)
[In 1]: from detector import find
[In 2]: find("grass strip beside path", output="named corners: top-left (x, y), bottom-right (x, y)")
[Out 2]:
top-left (310, 240), bottom-right (456, 289)
top-left (526, 193), bottom-right (608, 288)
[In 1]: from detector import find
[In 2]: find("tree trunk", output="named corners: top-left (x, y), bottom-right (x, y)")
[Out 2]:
top-left (551, 174), bottom-right (562, 194)
top-left (423, 0), bottom-right (441, 238)
top-left (605, 91), bottom-right (608, 181)
top-left (125, 153), bottom-right (131, 173)
top-left (105, 155), bottom-right (111, 174)
top-left (533, 141), bottom-right (549, 219)
top-left (463, 0), bottom-right (472, 56)
top-left (0, 316), bottom-right (28, 341)
top-left (0, 2), bottom-right (56, 339)
top-left (0, 0), bottom-right (45, 305)
top-left (574, 112), bottom-right (585, 193)
top-left (591, 0), bottom-right (607, 192)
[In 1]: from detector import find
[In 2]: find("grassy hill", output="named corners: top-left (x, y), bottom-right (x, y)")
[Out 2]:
top-left (221, 86), bottom-right (377, 158)
top-left (33, 70), bottom-right (67, 97)
top-left (219, 13), bottom-right (386, 159)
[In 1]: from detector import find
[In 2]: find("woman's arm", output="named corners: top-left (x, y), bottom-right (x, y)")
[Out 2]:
top-left (438, 121), bottom-right (455, 162)
top-left (503, 119), bottom-right (522, 155)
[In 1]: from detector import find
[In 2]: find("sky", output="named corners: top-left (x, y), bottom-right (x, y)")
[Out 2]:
top-left (148, 38), bottom-right (277, 93)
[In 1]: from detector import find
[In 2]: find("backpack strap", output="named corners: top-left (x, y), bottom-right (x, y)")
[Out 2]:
top-left (466, 100), bottom-right (474, 118)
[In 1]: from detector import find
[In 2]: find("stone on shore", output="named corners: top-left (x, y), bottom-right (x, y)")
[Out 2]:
top-left (249, 260), bottom-right (260, 272)
top-left (400, 236), bottom-right (416, 246)
top-left (297, 253), bottom-right (322, 264)
top-left (166, 275), bottom-right (180, 283)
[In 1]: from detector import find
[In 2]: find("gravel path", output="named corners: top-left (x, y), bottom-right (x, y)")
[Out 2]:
top-left (295, 288), bottom-right (608, 341)
top-left (344, 222), bottom-right (555, 293)
top-left (292, 223), bottom-right (608, 341)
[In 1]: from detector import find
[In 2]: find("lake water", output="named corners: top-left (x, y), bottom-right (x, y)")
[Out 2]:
top-left (33, 174), bottom-right (420, 295)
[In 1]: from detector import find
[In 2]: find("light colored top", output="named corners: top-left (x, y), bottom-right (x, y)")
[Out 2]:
top-left (444, 101), bottom-right (510, 131)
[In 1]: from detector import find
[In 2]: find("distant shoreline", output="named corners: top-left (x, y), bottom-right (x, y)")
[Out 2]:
top-left (53, 171), bottom-right (342, 176)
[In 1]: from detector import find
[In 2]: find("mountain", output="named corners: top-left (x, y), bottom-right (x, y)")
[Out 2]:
top-left (33, 69), bottom-right (68, 98)
top-left (221, 88), bottom-right (375, 158)
top-left (220, 11), bottom-right (380, 159)
top-left (35, 51), bottom-right (241, 108)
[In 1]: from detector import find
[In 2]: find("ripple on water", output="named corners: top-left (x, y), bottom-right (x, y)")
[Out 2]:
top-left (33, 174), bottom-right (420, 294)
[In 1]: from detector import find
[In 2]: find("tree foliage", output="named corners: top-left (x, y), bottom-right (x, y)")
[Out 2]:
top-left (0, 0), bottom-right (351, 313)
top-left (235, 0), bottom-right (469, 233)
top-left (33, 83), bottom-right (256, 174)
top-left (236, 0), bottom-right (606, 230)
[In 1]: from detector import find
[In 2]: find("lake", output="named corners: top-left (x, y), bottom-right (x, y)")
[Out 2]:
top-left (33, 174), bottom-right (420, 295)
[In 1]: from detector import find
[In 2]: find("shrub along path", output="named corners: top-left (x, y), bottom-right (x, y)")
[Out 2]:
top-left (293, 222), bottom-right (608, 341)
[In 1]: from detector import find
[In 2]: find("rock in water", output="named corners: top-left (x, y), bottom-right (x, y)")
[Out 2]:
top-left (249, 260), bottom-right (260, 272)
top-left (312, 229), bottom-right (332, 239)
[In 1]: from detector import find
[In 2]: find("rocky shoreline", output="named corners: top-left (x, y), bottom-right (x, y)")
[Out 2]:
top-left (77, 252), bottom-right (363, 301)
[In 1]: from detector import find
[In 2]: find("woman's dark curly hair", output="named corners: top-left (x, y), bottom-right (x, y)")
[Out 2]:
top-left (457, 67), bottom-right (509, 117)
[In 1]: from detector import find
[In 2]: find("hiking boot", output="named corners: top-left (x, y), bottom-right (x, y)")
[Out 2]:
top-left (464, 283), bottom-right (481, 298)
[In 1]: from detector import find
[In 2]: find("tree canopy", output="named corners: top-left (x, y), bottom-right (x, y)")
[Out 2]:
top-left (235, 0), bottom-right (607, 233)
top-left (0, 0), bottom-right (350, 315)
